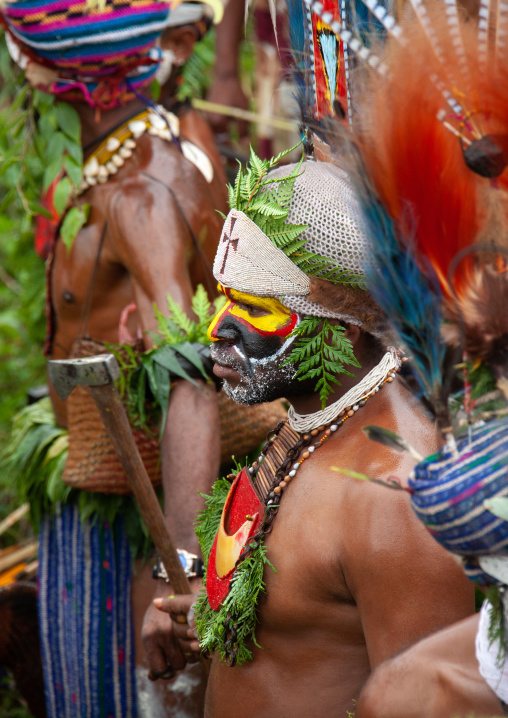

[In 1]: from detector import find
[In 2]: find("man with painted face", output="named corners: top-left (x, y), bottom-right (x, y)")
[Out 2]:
top-left (155, 155), bottom-right (475, 717)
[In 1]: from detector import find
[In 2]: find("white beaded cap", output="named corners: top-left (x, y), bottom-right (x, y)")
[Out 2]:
top-left (213, 209), bottom-right (311, 297)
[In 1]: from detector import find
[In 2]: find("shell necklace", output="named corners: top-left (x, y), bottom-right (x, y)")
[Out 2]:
top-left (287, 348), bottom-right (401, 433)
top-left (79, 105), bottom-right (214, 195)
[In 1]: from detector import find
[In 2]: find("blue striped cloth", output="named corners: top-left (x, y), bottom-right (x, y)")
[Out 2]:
top-left (409, 418), bottom-right (508, 558)
top-left (38, 503), bottom-right (137, 717)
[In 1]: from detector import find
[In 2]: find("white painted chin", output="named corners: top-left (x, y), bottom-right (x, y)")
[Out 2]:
top-left (221, 361), bottom-right (296, 406)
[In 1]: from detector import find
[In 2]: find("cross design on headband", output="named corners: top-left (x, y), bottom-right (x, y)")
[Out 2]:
top-left (220, 215), bottom-right (239, 275)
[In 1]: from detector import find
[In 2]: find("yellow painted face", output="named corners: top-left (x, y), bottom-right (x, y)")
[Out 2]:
top-left (207, 286), bottom-right (298, 341)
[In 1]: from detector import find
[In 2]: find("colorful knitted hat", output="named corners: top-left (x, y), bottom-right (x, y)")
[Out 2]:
top-left (1, 0), bottom-right (171, 108)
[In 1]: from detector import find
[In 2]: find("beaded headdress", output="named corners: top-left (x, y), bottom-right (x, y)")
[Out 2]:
top-left (1, 0), bottom-right (171, 108)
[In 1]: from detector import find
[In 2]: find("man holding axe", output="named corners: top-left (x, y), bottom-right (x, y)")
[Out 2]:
top-left (2, 2), bottom-right (227, 715)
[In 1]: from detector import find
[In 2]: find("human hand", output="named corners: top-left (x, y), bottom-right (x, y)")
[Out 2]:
top-left (153, 592), bottom-right (201, 664)
top-left (206, 74), bottom-right (249, 142)
top-left (142, 582), bottom-right (188, 680)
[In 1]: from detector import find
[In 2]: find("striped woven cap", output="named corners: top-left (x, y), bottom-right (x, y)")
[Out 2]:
top-left (409, 419), bottom-right (508, 556)
top-left (1, 0), bottom-right (171, 107)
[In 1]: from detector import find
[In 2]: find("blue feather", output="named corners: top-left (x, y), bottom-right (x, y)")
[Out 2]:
top-left (359, 189), bottom-right (447, 405)
top-left (286, 0), bottom-right (312, 123)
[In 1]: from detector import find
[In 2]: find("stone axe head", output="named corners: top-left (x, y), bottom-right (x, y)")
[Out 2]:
top-left (48, 354), bottom-right (121, 401)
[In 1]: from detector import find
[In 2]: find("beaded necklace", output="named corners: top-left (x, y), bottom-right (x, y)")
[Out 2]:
top-left (78, 105), bottom-right (213, 195)
top-left (251, 351), bottom-right (401, 504)
top-left (198, 352), bottom-right (401, 666)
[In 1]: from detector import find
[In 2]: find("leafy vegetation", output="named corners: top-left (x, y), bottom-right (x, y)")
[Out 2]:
top-left (0, 30), bottom-right (84, 449)
top-left (111, 285), bottom-right (225, 435)
top-left (284, 316), bottom-right (360, 408)
top-left (0, 676), bottom-right (32, 718)
top-left (194, 475), bottom-right (276, 666)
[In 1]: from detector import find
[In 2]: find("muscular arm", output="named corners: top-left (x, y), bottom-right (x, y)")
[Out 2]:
top-left (109, 174), bottom-right (221, 674)
top-left (342, 467), bottom-right (474, 668)
top-left (356, 614), bottom-right (505, 718)
top-left (206, 0), bottom-right (248, 138)
top-left (109, 175), bottom-right (196, 337)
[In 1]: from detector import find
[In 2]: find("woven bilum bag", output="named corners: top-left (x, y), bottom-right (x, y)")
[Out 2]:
top-left (409, 418), bottom-right (508, 560)
top-left (63, 338), bottom-right (286, 494)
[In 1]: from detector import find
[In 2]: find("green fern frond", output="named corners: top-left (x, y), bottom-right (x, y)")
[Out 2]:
top-left (195, 477), bottom-right (231, 560)
top-left (166, 293), bottom-right (194, 336)
top-left (192, 284), bottom-right (212, 327)
top-left (194, 474), bottom-right (277, 666)
top-left (283, 317), bottom-right (360, 409)
top-left (268, 142), bottom-right (302, 168)
top-left (226, 147), bottom-right (366, 290)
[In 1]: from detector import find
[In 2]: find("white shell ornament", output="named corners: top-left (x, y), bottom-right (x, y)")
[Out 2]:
top-left (181, 141), bottom-right (214, 183)
top-left (148, 112), bottom-right (166, 130)
top-left (128, 120), bottom-right (147, 138)
top-left (106, 137), bottom-right (120, 152)
top-left (83, 156), bottom-right (99, 178)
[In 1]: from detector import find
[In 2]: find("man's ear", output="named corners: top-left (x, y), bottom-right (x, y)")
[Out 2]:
top-left (161, 26), bottom-right (197, 66)
top-left (343, 322), bottom-right (361, 347)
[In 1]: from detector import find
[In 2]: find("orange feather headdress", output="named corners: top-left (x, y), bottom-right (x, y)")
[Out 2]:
top-left (341, 0), bottom-right (508, 386)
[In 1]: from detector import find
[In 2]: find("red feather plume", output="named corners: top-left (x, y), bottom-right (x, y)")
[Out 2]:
top-left (351, 0), bottom-right (508, 371)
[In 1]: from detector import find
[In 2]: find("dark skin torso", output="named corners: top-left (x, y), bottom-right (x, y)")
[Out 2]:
top-left (48, 99), bottom-right (226, 713)
top-left (205, 379), bottom-right (474, 717)
top-left (50, 106), bottom-right (226, 426)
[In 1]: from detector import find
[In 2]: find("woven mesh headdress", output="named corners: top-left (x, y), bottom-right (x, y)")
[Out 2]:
top-left (213, 155), bottom-right (389, 340)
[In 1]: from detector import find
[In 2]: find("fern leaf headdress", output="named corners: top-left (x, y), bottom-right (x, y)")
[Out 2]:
top-left (213, 148), bottom-right (389, 340)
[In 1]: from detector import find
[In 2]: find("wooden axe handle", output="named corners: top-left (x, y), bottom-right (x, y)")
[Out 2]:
top-left (88, 383), bottom-right (191, 595)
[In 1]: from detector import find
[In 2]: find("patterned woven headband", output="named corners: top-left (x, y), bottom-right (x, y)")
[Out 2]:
top-left (1, 0), bottom-right (171, 108)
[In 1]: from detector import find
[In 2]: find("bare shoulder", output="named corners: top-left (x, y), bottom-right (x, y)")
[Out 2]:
top-left (316, 376), bottom-right (439, 488)
top-left (308, 377), bottom-right (449, 563)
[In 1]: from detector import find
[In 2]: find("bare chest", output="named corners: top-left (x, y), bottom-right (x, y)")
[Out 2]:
top-left (51, 209), bottom-right (131, 353)
top-left (235, 424), bottom-right (364, 647)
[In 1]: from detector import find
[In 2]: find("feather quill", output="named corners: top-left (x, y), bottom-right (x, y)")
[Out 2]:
top-left (339, 1), bottom-right (508, 409)
top-left (355, 171), bottom-right (451, 425)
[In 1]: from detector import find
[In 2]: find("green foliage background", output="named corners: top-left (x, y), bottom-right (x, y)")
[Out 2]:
top-left (0, 37), bottom-right (42, 718)
top-left (0, 33), bottom-right (47, 541)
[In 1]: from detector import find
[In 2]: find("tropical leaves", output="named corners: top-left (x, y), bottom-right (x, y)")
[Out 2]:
top-left (111, 285), bottom-right (225, 436)
top-left (228, 145), bottom-right (366, 288)
top-left (1, 398), bottom-right (70, 526)
top-left (284, 317), bottom-right (360, 408)
top-left (194, 475), bottom-right (276, 666)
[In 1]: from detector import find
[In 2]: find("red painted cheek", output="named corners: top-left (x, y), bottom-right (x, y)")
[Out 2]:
top-left (209, 315), bottom-right (224, 340)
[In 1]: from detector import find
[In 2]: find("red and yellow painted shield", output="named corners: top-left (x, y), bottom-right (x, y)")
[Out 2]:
top-left (206, 468), bottom-right (264, 611)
